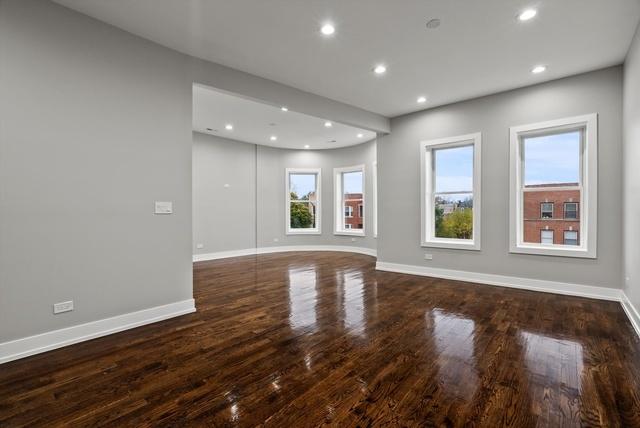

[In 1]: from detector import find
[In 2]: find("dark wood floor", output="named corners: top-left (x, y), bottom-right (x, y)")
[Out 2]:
top-left (1, 252), bottom-right (639, 427)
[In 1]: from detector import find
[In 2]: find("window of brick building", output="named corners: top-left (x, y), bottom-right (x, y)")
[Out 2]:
top-left (541, 202), bottom-right (554, 219)
top-left (334, 165), bottom-right (365, 235)
top-left (420, 133), bottom-right (482, 250)
top-left (510, 114), bottom-right (597, 258)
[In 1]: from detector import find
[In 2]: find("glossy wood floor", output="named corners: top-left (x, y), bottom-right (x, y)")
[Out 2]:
top-left (1, 252), bottom-right (639, 427)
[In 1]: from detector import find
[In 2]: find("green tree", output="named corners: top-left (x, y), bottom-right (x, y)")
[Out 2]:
top-left (290, 192), bottom-right (314, 228)
top-left (435, 205), bottom-right (444, 236)
top-left (438, 208), bottom-right (473, 239)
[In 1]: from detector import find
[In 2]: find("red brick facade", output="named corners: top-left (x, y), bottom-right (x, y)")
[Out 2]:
top-left (344, 193), bottom-right (363, 230)
top-left (523, 184), bottom-right (580, 245)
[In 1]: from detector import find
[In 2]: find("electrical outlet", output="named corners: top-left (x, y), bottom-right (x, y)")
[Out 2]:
top-left (273, 238), bottom-right (279, 242)
top-left (196, 243), bottom-right (204, 249)
top-left (53, 300), bottom-right (74, 314)
top-left (351, 238), bottom-right (356, 242)
top-left (424, 254), bottom-right (433, 260)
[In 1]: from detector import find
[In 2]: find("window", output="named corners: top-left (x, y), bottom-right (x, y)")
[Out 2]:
top-left (510, 114), bottom-right (597, 258)
top-left (420, 133), bottom-right (482, 250)
top-left (358, 204), bottom-right (363, 217)
top-left (344, 206), bottom-right (353, 217)
top-left (334, 165), bottom-right (365, 235)
top-left (564, 230), bottom-right (579, 246)
top-left (541, 230), bottom-right (554, 244)
top-left (286, 168), bottom-right (321, 234)
top-left (564, 202), bottom-right (578, 219)
top-left (541, 202), bottom-right (553, 219)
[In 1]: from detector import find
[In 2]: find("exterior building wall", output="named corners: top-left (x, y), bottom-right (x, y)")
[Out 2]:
top-left (344, 193), bottom-right (364, 229)
top-left (523, 188), bottom-right (580, 245)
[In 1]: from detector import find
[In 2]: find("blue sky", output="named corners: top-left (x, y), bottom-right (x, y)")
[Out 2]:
top-left (434, 145), bottom-right (473, 193)
top-left (524, 131), bottom-right (580, 185)
top-left (290, 173), bottom-right (316, 199)
top-left (343, 171), bottom-right (363, 194)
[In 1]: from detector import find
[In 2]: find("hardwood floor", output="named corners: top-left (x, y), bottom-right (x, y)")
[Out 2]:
top-left (1, 252), bottom-right (639, 427)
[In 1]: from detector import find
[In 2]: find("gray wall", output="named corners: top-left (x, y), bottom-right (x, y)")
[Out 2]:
top-left (624, 26), bottom-right (640, 308)
top-left (0, 0), bottom-right (193, 341)
top-left (192, 133), bottom-right (257, 254)
top-left (378, 67), bottom-right (623, 288)
top-left (192, 132), bottom-right (377, 253)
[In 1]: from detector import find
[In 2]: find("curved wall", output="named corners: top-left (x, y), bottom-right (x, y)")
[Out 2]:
top-left (192, 132), bottom-right (377, 257)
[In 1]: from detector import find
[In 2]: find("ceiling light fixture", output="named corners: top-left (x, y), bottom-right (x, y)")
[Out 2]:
top-left (225, 124), bottom-right (233, 130)
top-left (324, 121), bottom-right (333, 128)
top-left (518, 9), bottom-right (537, 21)
top-left (281, 106), bottom-right (288, 112)
top-left (357, 133), bottom-right (364, 138)
top-left (270, 136), bottom-right (277, 141)
top-left (320, 23), bottom-right (335, 36)
top-left (417, 96), bottom-right (427, 103)
top-left (304, 144), bottom-right (310, 149)
top-left (531, 65), bottom-right (546, 74)
top-left (373, 64), bottom-right (387, 75)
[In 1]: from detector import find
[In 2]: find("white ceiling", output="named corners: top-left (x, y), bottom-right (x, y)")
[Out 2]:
top-left (54, 0), bottom-right (640, 117)
top-left (193, 85), bottom-right (375, 149)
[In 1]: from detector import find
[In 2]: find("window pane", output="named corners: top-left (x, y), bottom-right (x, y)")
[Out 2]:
top-left (289, 173), bottom-right (317, 230)
top-left (343, 171), bottom-right (363, 230)
top-left (564, 231), bottom-right (579, 246)
top-left (523, 131), bottom-right (581, 187)
top-left (434, 145), bottom-right (473, 193)
top-left (522, 131), bottom-right (581, 246)
top-left (434, 193), bottom-right (473, 239)
top-left (290, 202), bottom-right (316, 229)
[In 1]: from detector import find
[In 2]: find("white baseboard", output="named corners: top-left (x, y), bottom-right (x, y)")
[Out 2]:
top-left (376, 261), bottom-right (622, 301)
top-left (0, 298), bottom-right (195, 365)
top-left (621, 292), bottom-right (640, 339)
top-left (193, 245), bottom-right (377, 262)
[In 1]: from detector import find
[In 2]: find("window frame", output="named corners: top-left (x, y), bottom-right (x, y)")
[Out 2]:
top-left (540, 202), bottom-right (554, 219)
top-left (285, 168), bottom-right (322, 235)
top-left (334, 164), bottom-right (365, 236)
top-left (540, 229), bottom-right (554, 245)
top-left (564, 230), bottom-right (579, 246)
top-left (564, 202), bottom-right (578, 220)
top-left (509, 114), bottom-right (597, 258)
top-left (420, 132), bottom-right (482, 250)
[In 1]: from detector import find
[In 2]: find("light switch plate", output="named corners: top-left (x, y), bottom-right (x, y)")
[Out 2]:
top-left (155, 201), bottom-right (173, 214)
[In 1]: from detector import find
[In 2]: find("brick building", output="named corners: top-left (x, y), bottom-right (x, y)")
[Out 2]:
top-left (523, 184), bottom-right (580, 245)
top-left (344, 193), bottom-right (364, 230)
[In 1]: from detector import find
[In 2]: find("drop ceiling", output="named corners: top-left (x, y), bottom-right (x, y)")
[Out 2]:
top-left (54, 0), bottom-right (640, 117)
top-left (193, 85), bottom-right (375, 149)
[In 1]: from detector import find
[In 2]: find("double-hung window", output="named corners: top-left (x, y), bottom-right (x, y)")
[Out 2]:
top-left (334, 165), bottom-right (365, 235)
top-left (510, 114), bottom-right (597, 258)
top-left (286, 168), bottom-right (321, 234)
top-left (420, 133), bottom-right (482, 250)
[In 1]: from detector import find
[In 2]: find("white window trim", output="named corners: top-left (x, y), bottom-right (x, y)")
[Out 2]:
top-left (334, 164), bottom-right (365, 236)
top-left (285, 167), bottom-right (321, 235)
top-left (420, 132), bottom-right (482, 250)
top-left (372, 161), bottom-right (378, 238)
top-left (509, 113), bottom-right (597, 258)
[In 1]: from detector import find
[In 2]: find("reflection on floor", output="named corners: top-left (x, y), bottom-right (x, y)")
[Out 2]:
top-left (1, 252), bottom-right (639, 426)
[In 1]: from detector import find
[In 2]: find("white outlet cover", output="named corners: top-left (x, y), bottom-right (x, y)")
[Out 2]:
top-left (53, 300), bottom-right (74, 314)
top-left (424, 254), bottom-right (433, 260)
top-left (196, 243), bottom-right (204, 249)
top-left (155, 201), bottom-right (173, 214)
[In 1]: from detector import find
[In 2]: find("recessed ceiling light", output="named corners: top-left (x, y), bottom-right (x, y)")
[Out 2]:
top-left (225, 124), bottom-right (233, 130)
top-left (304, 144), bottom-right (310, 149)
top-left (270, 136), bottom-right (278, 141)
top-left (281, 106), bottom-right (288, 112)
top-left (320, 23), bottom-right (335, 36)
top-left (417, 96), bottom-right (427, 103)
top-left (531, 65), bottom-right (546, 74)
top-left (357, 133), bottom-right (364, 138)
top-left (324, 121), bottom-right (333, 128)
top-left (518, 9), bottom-right (537, 21)
top-left (373, 64), bottom-right (387, 75)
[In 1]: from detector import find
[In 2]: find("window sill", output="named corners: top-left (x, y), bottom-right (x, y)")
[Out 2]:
top-left (510, 243), bottom-right (596, 259)
top-left (422, 239), bottom-right (480, 251)
top-left (286, 230), bottom-right (321, 236)
top-left (334, 231), bottom-right (365, 237)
